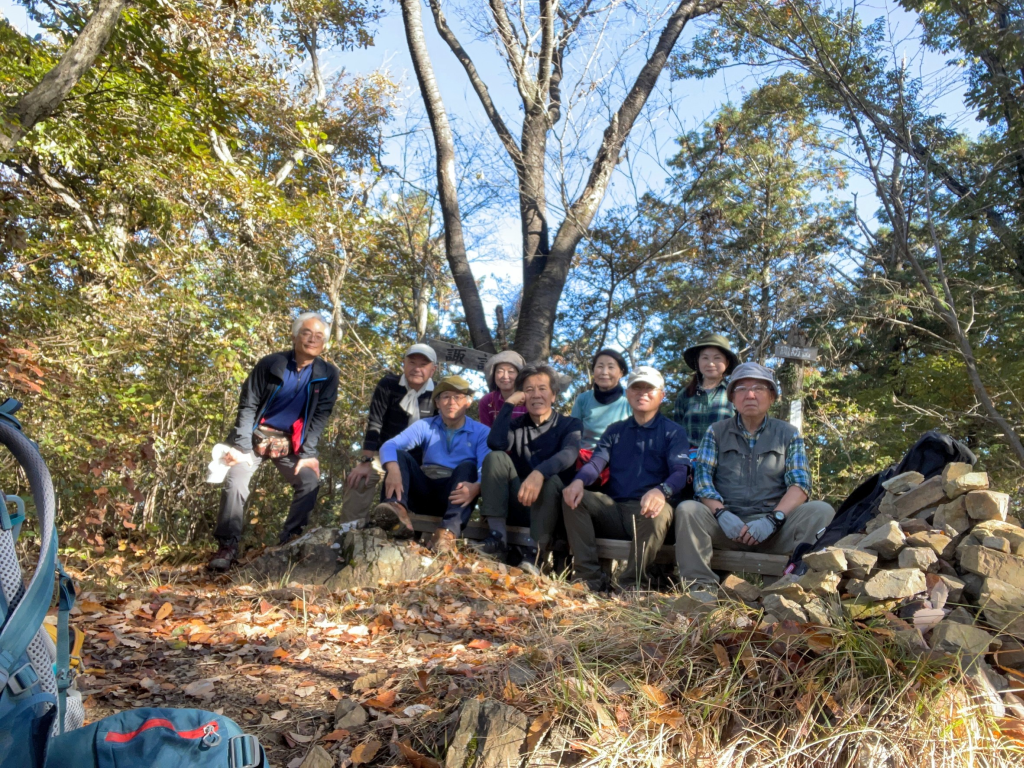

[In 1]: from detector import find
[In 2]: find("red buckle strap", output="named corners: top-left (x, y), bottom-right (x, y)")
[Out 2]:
top-left (104, 718), bottom-right (218, 743)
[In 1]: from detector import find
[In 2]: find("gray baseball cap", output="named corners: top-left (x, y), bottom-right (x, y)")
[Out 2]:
top-left (726, 362), bottom-right (778, 398)
top-left (404, 343), bottom-right (437, 364)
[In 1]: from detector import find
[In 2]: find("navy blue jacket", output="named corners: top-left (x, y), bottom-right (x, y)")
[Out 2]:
top-left (225, 351), bottom-right (339, 459)
top-left (574, 412), bottom-right (690, 501)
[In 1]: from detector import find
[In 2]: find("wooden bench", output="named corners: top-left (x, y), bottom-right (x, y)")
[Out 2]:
top-left (407, 514), bottom-right (789, 577)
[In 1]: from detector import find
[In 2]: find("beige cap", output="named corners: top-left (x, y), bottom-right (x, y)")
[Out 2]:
top-left (626, 365), bottom-right (664, 390)
top-left (405, 343), bottom-right (437, 364)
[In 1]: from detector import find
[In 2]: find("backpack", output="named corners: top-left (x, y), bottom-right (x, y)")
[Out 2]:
top-left (788, 430), bottom-right (977, 572)
top-left (0, 399), bottom-right (266, 768)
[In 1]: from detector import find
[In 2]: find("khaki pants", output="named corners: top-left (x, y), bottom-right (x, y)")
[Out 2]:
top-left (563, 491), bottom-right (673, 589)
top-left (674, 500), bottom-right (835, 587)
top-left (339, 455), bottom-right (385, 524)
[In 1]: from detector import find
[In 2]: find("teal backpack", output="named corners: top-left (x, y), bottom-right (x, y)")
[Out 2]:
top-left (0, 400), bottom-right (266, 768)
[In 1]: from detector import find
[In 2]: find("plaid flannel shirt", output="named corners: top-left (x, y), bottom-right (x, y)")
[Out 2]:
top-left (673, 380), bottom-right (734, 450)
top-left (693, 415), bottom-right (811, 503)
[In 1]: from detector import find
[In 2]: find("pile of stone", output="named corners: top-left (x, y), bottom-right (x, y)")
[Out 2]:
top-left (723, 462), bottom-right (1024, 718)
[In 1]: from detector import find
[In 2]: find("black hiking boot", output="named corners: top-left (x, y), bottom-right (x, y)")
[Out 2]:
top-left (471, 531), bottom-right (508, 559)
top-left (369, 502), bottom-right (414, 538)
top-left (208, 544), bottom-right (237, 573)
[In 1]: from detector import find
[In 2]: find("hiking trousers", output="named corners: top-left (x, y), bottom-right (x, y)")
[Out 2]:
top-left (215, 453), bottom-right (320, 547)
top-left (479, 451), bottom-right (565, 548)
top-left (563, 491), bottom-right (672, 589)
top-left (339, 455), bottom-right (385, 524)
top-left (674, 500), bottom-right (835, 586)
top-left (383, 450), bottom-right (478, 535)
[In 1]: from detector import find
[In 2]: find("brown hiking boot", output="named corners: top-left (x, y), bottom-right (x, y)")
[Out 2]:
top-left (208, 544), bottom-right (237, 572)
top-left (369, 502), bottom-right (414, 538)
top-left (424, 528), bottom-right (457, 554)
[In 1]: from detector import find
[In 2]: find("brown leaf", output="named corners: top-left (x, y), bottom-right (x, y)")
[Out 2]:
top-left (415, 670), bottom-right (429, 693)
top-left (329, 687), bottom-right (344, 700)
top-left (641, 684), bottom-right (669, 707)
top-left (737, 646), bottom-right (757, 679)
top-left (255, 692), bottom-right (272, 706)
top-left (805, 632), bottom-right (835, 654)
top-left (649, 709), bottom-right (687, 728)
top-left (525, 710), bottom-right (556, 753)
top-left (351, 738), bottom-right (382, 765)
top-left (712, 643), bottom-right (730, 670)
top-left (396, 740), bottom-right (441, 768)
top-left (467, 639), bottom-right (492, 650)
top-left (365, 690), bottom-right (397, 709)
top-left (270, 710), bottom-right (289, 721)
top-left (322, 729), bottom-right (350, 742)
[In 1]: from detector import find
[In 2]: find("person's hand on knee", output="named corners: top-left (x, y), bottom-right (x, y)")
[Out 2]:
top-left (518, 471), bottom-right (544, 506)
top-left (743, 516), bottom-right (775, 545)
top-left (449, 481), bottom-right (480, 507)
top-left (296, 457), bottom-right (320, 477)
top-left (716, 509), bottom-right (746, 541)
top-left (562, 480), bottom-right (584, 510)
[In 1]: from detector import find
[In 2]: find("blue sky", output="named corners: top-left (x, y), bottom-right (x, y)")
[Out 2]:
top-left (2, 0), bottom-right (979, 320)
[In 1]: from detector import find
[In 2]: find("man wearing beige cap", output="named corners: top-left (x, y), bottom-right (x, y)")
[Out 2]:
top-left (675, 362), bottom-right (834, 588)
top-left (372, 375), bottom-right (491, 551)
top-left (562, 366), bottom-right (690, 591)
top-left (341, 343), bottom-right (438, 525)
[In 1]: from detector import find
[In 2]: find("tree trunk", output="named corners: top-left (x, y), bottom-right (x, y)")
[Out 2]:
top-left (1, 0), bottom-right (128, 151)
top-left (513, 0), bottom-right (714, 361)
top-left (398, 0), bottom-right (495, 354)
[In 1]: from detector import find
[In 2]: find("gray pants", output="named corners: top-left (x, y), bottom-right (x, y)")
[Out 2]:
top-left (479, 451), bottom-right (564, 548)
top-left (563, 491), bottom-right (673, 589)
top-left (215, 454), bottom-right (320, 547)
top-left (339, 455), bottom-right (385, 524)
top-left (674, 500), bottom-right (835, 586)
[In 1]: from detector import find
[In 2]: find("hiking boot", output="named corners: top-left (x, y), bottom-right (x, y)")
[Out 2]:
top-left (208, 544), bottom-right (237, 572)
top-left (370, 502), bottom-right (414, 538)
top-left (471, 531), bottom-right (507, 559)
top-left (424, 528), bottom-right (457, 554)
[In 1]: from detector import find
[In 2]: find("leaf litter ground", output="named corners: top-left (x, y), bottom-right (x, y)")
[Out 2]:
top-left (65, 542), bottom-right (1024, 768)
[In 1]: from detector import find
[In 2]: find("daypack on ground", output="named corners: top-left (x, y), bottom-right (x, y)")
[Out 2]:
top-left (0, 399), bottom-right (266, 768)
top-left (789, 430), bottom-right (976, 572)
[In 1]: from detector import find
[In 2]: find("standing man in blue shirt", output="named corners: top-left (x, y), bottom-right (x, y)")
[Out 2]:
top-left (209, 313), bottom-right (340, 571)
top-left (372, 375), bottom-right (491, 552)
top-left (562, 366), bottom-right (690, 591)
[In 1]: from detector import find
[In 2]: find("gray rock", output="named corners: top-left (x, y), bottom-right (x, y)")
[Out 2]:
top-left (326, 528), bottom-right (439, 591)
top-left (334, 698), bottom-right (368, 729)
top-left (720, 574), bottom-right (762, 604)
top-left (904, 530), bottom-right (954, 560)
top-left (798, 569), bottom-right (841, 596)
top-left (863, 568), bottom-right (927, 600)
top-left (930, 620), bottom-right (993, 659)
top-left (858, 520), bottom-right (906, 559)
top-left (946, 606), bottom-right (975, 626)
top-left (445, 698), bottom-right (528, 768)
top-left (761, 593), bottom-right (809, 623)
top-left (882, 471), bottom-right (925, 494)
top-left (944, 470), bottom-right (988, 499)
top-left (959, 546), bottom-right (1024, 590)
top-left (933, 497), bottom-right (970, 535)
top-left (507, 662), bottom-right (538, 686)
top-left (978, 577), bottom-right (1024, 637)
top-left (894, 475), bottom-right (946, 516)
top-left (898, 546), bottom-right (938, 572)
top-left (243, 527), bottom-right (342, 585)
top-left (299, 746), bottom-right (335, 768)
top-left (834, 533), bottom-right (866, 549)
top-left (351, 669), bottom-right (389, 692)
top-left (982, 536), bottom-right (1011, 554)
top-left (966, 491), bottom-right (1009, 522)
top-left (802, 548), bottom-right (847, 573)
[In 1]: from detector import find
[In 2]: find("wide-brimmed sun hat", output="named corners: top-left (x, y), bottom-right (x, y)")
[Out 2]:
top-left (683, 333), bottom-right (740, 373)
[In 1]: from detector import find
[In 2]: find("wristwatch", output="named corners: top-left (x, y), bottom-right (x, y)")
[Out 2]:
top-left (359, 456), bottom-right (374, 464)
top-left (770, 510), bottom-right (786, 531)
top-left (657, 483), bottom-right (673, 499)
top-left (713, 507), bottom-right (729, 520)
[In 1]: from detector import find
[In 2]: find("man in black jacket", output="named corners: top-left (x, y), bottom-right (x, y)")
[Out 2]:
top-left (340, 344), bottom-right (437, 524)
top-left (209, 313), bottom-right (340, 571)
top-left (479, 364), bottom-right (582, 566)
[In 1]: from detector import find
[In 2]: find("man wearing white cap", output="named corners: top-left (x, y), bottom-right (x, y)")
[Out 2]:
top-left (562, 366), bottom-right (690, 591)
top-left (341, 343), bottom-right (438, 524)
top-left (674, 361), bottom-right (834, 588)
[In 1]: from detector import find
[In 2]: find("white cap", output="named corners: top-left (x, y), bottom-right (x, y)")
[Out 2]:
top-left (626, 365), bottom-right (664, 390)
top-left (404, 343), bottom-right (437, 364)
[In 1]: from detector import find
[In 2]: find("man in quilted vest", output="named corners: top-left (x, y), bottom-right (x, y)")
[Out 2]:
top-left (674, 362), bottom-right (834, 588)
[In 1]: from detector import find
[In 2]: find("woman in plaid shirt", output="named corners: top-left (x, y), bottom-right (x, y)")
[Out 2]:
top-left (673, 334), bottom-right (740, 457)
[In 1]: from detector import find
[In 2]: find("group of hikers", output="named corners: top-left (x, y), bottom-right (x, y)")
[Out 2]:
top-left (207, 313), bottom-right (835, 593)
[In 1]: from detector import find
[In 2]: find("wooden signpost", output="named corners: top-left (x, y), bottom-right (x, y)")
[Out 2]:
top-left (776, 330), bottom-right (818, 434)
top-left (424, 338), bottom-right (493, 372)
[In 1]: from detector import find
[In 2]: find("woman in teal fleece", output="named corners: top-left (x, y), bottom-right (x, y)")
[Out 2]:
top-left (570, 348), bottom-right (632, 456)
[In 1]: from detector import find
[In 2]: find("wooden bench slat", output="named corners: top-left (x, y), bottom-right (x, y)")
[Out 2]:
top-left (406, 514), bottom-right (788, 576)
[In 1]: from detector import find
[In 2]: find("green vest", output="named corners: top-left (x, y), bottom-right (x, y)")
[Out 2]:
top-left (710, 416), bottom-right (798, 517)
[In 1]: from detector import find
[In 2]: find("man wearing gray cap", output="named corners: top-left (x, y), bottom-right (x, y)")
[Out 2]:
top-left (674, 362), bottom-right (834, 588)
top-left (562, 366), bottom-right (690, 591)
top-left (341, 343), bottom-right (438, 524)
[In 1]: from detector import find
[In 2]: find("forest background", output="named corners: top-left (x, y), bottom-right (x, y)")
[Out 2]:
top-left (2, 0), bottom-right (1023, 562)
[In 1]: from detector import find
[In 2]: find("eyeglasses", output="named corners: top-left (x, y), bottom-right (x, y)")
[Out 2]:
top-left (298, 330), bottom-right (326, 342)
top-left (733, 385), bottom-right (771, 395)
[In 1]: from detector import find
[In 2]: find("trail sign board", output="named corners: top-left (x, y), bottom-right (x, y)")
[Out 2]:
top-left (789, 400), bottom-right (803, 433)
top-left (775, 344), bottom-right (818, 363)
top-left (424, 339), bottom-right (493, 372)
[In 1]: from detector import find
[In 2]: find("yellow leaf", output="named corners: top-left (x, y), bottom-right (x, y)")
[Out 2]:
top-left (351, 738), bottom-right (382, 765)
top-left (155, 602), bottom-right (173, 621)
top-left (641, 684), bottom-right (669, 707)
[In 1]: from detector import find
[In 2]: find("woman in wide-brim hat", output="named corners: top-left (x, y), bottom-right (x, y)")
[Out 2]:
top-left (674, 334), bottom-right (741, 454)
